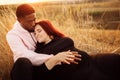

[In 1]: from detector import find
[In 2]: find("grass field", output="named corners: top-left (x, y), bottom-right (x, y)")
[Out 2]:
top-left (0, 1), bottom-right (120, 80)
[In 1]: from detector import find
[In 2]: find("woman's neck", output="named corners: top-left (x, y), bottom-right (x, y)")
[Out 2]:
top-left (44, 36), bottom-right (54, 44)
top-left (44, 38), bottom-right (52, 44)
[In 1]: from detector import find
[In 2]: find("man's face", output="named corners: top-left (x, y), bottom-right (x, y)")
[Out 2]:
top-left (19, 13), bottom-right (36, 32)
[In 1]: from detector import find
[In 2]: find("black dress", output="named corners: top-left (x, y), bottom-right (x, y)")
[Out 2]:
top-left (35, 37), bottom-right (120, 80)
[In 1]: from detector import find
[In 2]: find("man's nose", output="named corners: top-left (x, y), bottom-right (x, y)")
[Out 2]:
top-left (32, 21), bottom-right (36, 26)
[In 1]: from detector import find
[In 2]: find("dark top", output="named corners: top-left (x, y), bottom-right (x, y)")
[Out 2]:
top-left (35, 37), bottom-right (120, 80)
top-left (35, 37), bottom-right (91, 80)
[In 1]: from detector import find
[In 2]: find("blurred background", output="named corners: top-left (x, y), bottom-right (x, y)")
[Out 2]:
top-left (0, 0), bottom-right (120, 80)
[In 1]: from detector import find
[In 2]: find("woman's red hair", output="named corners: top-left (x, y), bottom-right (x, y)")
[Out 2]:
top-left (36, 20), bottom-right (65, 38)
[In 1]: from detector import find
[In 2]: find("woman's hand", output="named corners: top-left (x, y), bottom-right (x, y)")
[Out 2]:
top-left (55, 51), bottom-right (75, 64)
top-left (45, 50), bottom-right (81, 70)
top-left (69, 51), bottom-right (81, 64)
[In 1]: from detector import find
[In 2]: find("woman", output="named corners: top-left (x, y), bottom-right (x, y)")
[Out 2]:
top-left (34, 20), bottom-right (120, 80)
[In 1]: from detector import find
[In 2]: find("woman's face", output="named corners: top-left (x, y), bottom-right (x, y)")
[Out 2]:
top-left (34, 24), bottom-right (51, 44)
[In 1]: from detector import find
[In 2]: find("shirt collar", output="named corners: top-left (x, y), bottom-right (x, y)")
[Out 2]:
top-left (13, 21), bottom-right (28, 33)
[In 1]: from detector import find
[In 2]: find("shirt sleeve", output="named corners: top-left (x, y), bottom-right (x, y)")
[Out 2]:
top-left (6, 32), bottom-right (53, 66)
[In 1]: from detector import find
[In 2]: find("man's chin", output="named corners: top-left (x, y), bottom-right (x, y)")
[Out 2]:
top-left (28, 30), bottom-right (34, 32)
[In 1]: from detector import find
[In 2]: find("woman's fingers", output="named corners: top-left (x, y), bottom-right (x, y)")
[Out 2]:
top-left (68, 51), bottom-right (82, 64)
top-left (71, 51), bottom-right (81, 57)
top-left (56, 51), bottom-right (82, 65)
top-left (62, 52), bottom-right (81, 64)
top-left (68, 60), bottom-right (79, 64)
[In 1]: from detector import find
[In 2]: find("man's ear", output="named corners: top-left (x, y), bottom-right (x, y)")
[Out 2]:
top-left (17, 17), bottom-right (24, 22)
top-left (17, 17), bottom-right (21, 22)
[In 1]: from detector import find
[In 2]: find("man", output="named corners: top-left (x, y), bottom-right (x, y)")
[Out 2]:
top-left (6, 4), bottom-right (81, 80)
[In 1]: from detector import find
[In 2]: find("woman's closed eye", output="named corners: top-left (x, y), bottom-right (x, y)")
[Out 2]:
top-left (37, 29), bottom-right (42, 33)
top-left (35, 29), bottom-right (42, 36)
top-left (35, 29), bottom-right (42, 34)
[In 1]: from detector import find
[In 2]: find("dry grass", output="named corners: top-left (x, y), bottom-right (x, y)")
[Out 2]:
top-left (0, 1), bottom-right (120, 80)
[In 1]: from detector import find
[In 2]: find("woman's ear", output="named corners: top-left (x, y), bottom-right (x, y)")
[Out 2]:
top-left (50, 35), bottom-right (54, 39)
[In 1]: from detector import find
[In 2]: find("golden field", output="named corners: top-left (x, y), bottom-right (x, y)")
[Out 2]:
top-left (0, 1), bottom-right (120, 80)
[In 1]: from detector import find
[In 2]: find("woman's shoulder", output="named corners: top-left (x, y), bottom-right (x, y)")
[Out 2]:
top-left (55, 37), bottom-right (73, 42)
top-left (61, 37), bottom-right (73, 41)
top-left (56, 37), bottom-right (74, 45)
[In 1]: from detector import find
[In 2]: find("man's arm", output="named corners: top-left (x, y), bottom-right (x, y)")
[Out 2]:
top-left (6, 33), bottom-right (53, 66)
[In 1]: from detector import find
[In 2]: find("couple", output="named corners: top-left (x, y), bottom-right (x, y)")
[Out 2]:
top-left (6, 4), bottom-right (120, 80)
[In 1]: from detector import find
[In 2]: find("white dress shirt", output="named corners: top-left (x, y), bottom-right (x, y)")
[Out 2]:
top-left (6, 21), bottom-right (53, 66)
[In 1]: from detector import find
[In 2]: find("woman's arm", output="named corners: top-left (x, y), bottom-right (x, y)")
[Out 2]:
top-left (35, 37), bottom-right (75, 54)
top-left (45, 51), bottom-right (76, 70)
top-left (35, 37), bottom-right (81, 70)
